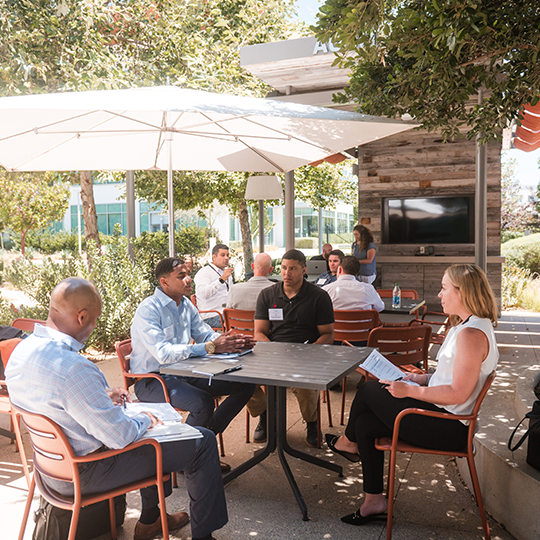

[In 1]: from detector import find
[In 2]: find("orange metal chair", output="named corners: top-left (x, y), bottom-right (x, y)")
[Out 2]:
top-left (223, 308), bottom-right (255, 335)
top-left (411, 311), bottom-right (449, 345)
top-left (190, 294), bottom-right (224, 331)
top-left (115, 339), bottom-right (226, 459)
top-left (375, 370), bottom-right (496, 540)
top-left (11, 317), bottom-right (45, 332)
top-left (333, 309), bottom-right (381, 425)
top-left (12, 403), bottom-right (171, 540)
top-left (367, 325), bottom-right (432, 374)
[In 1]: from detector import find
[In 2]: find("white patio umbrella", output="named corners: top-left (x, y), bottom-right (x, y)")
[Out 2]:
top-left (0, 86), bottom-right (418, 254)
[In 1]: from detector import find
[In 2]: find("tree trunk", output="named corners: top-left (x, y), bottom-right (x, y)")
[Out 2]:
top-left (80, 171), bottom-right (101, 252)
top-left (238, 199), bottom-right (253, 276)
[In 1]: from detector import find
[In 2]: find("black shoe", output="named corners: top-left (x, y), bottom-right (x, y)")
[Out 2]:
top-left (254, 411), bottom-right (267, 442)
top-left (329, 382), bottom-right (342, 392)
top-left (306, 421), bottom-right (318, 448)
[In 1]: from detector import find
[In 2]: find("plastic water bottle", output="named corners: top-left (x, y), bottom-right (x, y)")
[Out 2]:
top-left (392, 283), bottom-right (401, 309)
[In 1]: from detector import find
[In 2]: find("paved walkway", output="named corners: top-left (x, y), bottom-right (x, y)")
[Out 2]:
top-left (2, 312), bottom-right (534, 540)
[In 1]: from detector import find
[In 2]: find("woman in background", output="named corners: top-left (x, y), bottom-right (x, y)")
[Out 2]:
top-left (352, 225), bottom-right (376, 284)
top-left (326, 264), bottom-right (498, 526)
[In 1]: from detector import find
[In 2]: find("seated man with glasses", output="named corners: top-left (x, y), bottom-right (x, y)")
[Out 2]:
top-left (130, 257), bottom-right (256, 472)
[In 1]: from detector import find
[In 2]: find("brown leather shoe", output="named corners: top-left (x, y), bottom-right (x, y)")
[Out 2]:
top-left (133, 512), bottom-right (189, 540)
top-left (220, 460), bottom-right (231, 473)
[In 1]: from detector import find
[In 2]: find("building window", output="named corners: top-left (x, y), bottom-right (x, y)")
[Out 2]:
top-left (71, 203), bottom-right (127, 235)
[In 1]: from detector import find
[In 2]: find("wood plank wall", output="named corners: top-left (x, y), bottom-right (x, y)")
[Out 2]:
top-left (357, 129), bottom-right (502, 312)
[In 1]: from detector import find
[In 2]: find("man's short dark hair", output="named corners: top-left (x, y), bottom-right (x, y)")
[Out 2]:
top-left (340, 255), bottom-right (360, 276)
top-left (155, 257), bottom-right (185, 282)
top-left (282, 249), bottom-right (306, 266)
top-left (212, 243), bottom-right (229, 256)
top-left (329, 249), bottom-right (345, 260)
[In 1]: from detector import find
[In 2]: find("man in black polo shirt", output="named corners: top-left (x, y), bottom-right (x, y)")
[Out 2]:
top-left (254, 249), bottom-right (334, 447)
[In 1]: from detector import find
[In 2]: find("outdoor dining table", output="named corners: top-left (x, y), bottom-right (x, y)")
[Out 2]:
top-left (381, 297), bottom-right (425, 315)
top-left (160, 341), bottom-right (373, 520)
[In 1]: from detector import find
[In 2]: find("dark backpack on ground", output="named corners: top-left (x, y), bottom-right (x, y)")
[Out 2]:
top-left (32, 494), bottom-right (127, 540)
top-left (508, 400), bottom-right (540, 471)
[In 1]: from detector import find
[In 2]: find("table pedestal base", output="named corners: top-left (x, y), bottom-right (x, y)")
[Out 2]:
top-left (223, 385), bottom-right (343, 520)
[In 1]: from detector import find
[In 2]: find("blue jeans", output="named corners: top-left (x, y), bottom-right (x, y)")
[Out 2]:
top-left (135, 374), bottom-right (255, 434)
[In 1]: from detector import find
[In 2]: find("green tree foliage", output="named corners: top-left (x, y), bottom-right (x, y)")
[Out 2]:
top-left (501, 155), bottom-right (538, 242)
top-left (314, 0), bottom-right (540, 141)
top-left (0, 171), bottom-right (70, 255)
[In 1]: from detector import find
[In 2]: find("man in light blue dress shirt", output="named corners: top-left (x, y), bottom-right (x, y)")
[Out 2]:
top-left (130, 258), bottom-right (255, 455)
top-left (6, 277), bottom-right (227, 540)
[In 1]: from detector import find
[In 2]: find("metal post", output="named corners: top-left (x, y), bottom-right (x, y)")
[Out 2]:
top-left (285, 170), bottom-right (295, 251)
top-left (258, 199), bottom-right (265, 254)
top-left (318, 208), bottom-right (323, 253)
top-left (167, 137), bottom-right (175, 257)
top-left (475, 92), bottom-right (488, 272)
top-left (126, 170), bottom-right (136, 261)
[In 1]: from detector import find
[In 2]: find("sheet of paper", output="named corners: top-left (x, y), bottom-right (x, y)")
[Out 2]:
top-left (360, 349), bottom-right (419, 385)
top-left (124, 402), bottom-right (183, 423)
top-left (204, 349), bottom-right (253, 360)
top-left (124, 402), bottom-right (203, 442)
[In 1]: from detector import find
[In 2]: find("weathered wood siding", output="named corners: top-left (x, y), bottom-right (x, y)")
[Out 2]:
top-left (357, 129), bottom-right (502, 311)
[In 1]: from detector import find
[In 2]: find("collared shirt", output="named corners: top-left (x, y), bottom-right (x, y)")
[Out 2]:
top-left (323, 274), bottom-right (385, 312)
top-left (226, 276), bottom-right (274, 311)
top-left (130, 287), bottom-right (219, 374)
top-left (194, 263), bottom-right (233, 319)
top-left (5, 325), bottom-right (151, 456)
top-left (315, 271), bottom-right (337, 287)
top-left (254, 280), bottom-right (334, 343)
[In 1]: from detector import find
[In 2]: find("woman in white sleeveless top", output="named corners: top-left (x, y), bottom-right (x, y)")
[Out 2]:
top-left (326, 264), bottom-right (498, 526)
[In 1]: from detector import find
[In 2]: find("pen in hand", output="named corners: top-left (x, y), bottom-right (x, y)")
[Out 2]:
top-left (122, 395), bottom-right (127, 410)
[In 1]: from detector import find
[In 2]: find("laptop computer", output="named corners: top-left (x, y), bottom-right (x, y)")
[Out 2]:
top-left (306, 259), bottom-right (327, 275)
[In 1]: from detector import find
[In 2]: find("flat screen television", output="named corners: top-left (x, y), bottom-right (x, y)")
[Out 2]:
top-left (382, 195), bottom-right (474, 244)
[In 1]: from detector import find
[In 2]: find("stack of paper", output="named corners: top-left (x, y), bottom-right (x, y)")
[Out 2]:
top-left (124, 402), bottom-right (203, 442)
top-left (360, 350), bottom-right (419, 385)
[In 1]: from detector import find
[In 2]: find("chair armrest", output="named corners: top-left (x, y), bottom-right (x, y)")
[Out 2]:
top-left (391, 406), bottom-right (474, 449)
top-left (74, 438), bottom-right (166, 482)
top-left (199, 310), bottom-right (225, 329)
top-left (128, 372), bottom-right (171, 404)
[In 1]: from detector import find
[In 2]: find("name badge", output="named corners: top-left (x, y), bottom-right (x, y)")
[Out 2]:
top-left (317, 278), bottom-right (326, 285)
top-left (269, 308), bottom-right (284, 321)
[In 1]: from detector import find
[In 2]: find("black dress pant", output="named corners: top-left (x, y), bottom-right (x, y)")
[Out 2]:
top-left (345, 380), bottom-right (468, 494)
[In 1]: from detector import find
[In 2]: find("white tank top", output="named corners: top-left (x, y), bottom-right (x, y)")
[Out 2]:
top-left (429, 315), bottom-right (498, 419)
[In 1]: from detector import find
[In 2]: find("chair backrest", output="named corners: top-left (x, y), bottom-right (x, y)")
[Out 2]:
top-left (11, 403), bottom-right (77, 484)
top-left (115, 339), bottom-right (135, 390)
top-left (223, 308), bottom-right (255, 336)
top-left (334, 310), bottom-right (380, 343)
top-left (367, 325), bottom-right (432, 372)
top-left (11, 318), bottom-right (46, 332)
top-left (377, 289), bottom-right (418, 299)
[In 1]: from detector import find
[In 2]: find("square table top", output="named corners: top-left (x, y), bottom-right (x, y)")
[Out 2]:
top-left (381, 297), bottom-right (424, 315)
top-left (160, 341), bottom-right (373, 391)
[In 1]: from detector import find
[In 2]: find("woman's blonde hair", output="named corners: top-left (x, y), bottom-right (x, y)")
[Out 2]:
top-left (445, 264), bottom-right (498, 327)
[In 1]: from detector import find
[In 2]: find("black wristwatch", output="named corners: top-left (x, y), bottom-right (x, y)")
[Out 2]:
top-left (219, 278), bottom-right (225, 284)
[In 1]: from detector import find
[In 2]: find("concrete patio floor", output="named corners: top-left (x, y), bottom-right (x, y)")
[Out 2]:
top-left (2, 311), bottom-right (536, 540)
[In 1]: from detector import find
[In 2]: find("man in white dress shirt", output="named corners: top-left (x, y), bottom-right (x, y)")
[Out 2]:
top-left (323, 256), bottom-right (384, 312)
top-left (225, 252), bottom-right (274, 442)
top-left (194, 244), bottom-right (233, 328)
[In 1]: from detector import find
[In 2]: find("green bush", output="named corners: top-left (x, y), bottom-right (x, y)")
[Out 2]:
top-left (22, 230), bottom-right (84, 255)
top-left (131, 227), bottom-right (209, 289)
top-left (501, 233), bottom-right (540, 274)
top-left (295, 238), bottom-right (314, 249)
top-left (502, 265), bottom-right (532, 309)
top-left (3, 235), bottom-right (151, 350)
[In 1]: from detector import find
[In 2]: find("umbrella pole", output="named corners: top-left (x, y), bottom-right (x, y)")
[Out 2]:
top-left (167, 136), bottom-right (175, 257)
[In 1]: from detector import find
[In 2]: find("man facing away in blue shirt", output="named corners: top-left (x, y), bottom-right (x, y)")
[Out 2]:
top-left (6, 277), bottom-right (227, 540)
top-left (130, 257), bottom-right (256, 471)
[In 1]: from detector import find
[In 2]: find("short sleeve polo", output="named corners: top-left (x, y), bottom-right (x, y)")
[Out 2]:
top-left (254, 280), bottom-right (334, 343)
